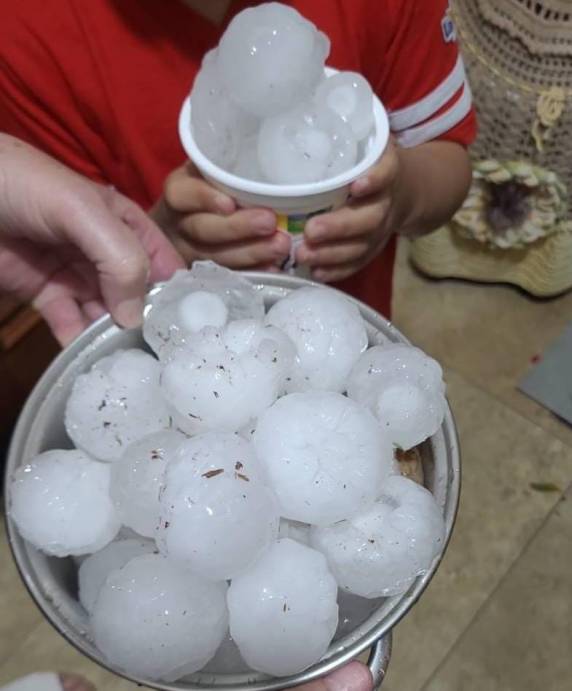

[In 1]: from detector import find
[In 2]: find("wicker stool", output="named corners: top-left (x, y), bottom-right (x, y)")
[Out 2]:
top-left (411, 0), bottom-right (572, 297)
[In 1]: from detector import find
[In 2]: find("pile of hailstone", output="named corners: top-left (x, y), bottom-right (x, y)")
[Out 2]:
top-left (9, 261), bottom-right (447, 682)
top-left (190, 3), bottom-right (375, 184)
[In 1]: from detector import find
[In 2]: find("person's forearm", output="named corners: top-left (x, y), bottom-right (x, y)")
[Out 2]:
top-left (391, 140), bottom-right (472, 238)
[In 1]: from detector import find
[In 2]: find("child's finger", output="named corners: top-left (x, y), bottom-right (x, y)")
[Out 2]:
top-left (297, 239), bottom-right (370, 267)
top-left (180, 208), bottom-right (277, 245)
top-left (350, 143), bottom-right (400, 199)
top-left (311, 261), bottom-right (365, 284)
top-left (164, 165), bottom-right (236, 215)
top-left (304, 198), bottom-right (389, 244)
top-left (190, 232), bottom-right (291, 268)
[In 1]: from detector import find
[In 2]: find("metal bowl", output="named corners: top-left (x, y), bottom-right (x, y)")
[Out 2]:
top-left (4, 273), bottom-right (461, 691)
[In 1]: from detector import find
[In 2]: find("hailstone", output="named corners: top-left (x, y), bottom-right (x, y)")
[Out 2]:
top-left (315, 72), bottom-right (375, 141)
top-left (158, 433), bottom-right (279, 581)
top-left (265, 286), bottom-right (368, 392)
top-left (311, 475), bottom-right (446, 598)
top-left (228, 539), bottom-right (338, 676)
top-left (91, 554), bottom-right (228, 681)
top-left (254, 392), bottom-right (395, 525)
top-left (143, 261), bottom-right (265, 360)
top-left (110, 429), bottom-right (187, 537)
top-left (64, 349), bottom-right (170, 462)
top-left (9, 450), bottom-right (120, 556)
top-left (347, 344), bottom-right (447, 449)
top-left (78, 538), bottom-right (156, 613)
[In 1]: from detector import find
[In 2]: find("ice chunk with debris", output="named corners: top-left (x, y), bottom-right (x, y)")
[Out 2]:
top-left (161, 320), bottom-right (294, 435)
top-left (228, 538), bottom-right (338, 676)
top-left (347, 345), bottom-right (446, 449)
top-left (79, 538), bottom-right (156, 613)
top-left (258, 104), bottom-right (357, 184)
top-left (254, 392), bottom-right (395, 525)
top-left (9, 450), bottom-right (120, 556)
top-left (158, 433), bottom-right (279, 581)
top-left (110, 430), bottom-right (187, 537)
top-left (265, 287), bottom-right (368, 392)
top-left (311, 475), bottom-right (446, 597)
top-left (91, 554), bottom-right (228, 681)
top-left (315, 72), bottom-right (374, 141)
top-left (143, 262), bottom-right (265, 361)
top-left (217, 3), bottom-right (329, 117)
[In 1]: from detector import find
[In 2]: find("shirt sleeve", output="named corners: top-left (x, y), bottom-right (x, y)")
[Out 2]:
top-left (370, 0), bottom-right (477, 149)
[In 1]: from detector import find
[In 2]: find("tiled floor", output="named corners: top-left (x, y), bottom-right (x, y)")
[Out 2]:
top-left (1, 239), bottom-right (571, 690)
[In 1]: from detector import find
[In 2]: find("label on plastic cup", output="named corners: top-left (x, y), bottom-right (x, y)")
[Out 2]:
top-left (277, 207), bottom-right (332, 274)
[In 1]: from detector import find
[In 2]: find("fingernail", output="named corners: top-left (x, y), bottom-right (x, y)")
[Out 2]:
top-left (352, 177), bottom-right (370, 195)
top-left (312, 269), bottom-right (327, 282)
top-left (306, 220), bottom-right (326, 241)
top-left (115, 297), bottom-right (145, 329)
top-left (251, 210), bottom-right (276, 234)
top-left (214, 193), bottom-right (235, 214)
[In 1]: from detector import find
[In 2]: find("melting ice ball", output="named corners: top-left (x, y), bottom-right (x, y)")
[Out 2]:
top-left (9, 450), bottom-right (120, 557)
top-left (143, 261), bottom-right (265, 361)
top-left (315, 72), bottom-right (375, 141)
top-left (254, 392), bottom-right (395, 525)
top-left (91, 554), bottom-right (228, 681)
top-left (78, 538), bottom-right (156, 614)
top-left (311, 475), bottom-right (446, 598)
top-left (161, 320), bottom-right (294, 435)
top-left (158, 433), bottom-right (279, 581)
top-left (228, 539), bottom-right (338, 676)
top-left (347, 345), bottom-right (447, 449)
top-left (64, 349), bottom-right (170, 462)
top-left (110, 429), bottom-right (187, 538)
top-left (217, 3), bottom-right (329, 117)
top-left (191, 51), bottom-right (257, 169)
top-left (265, 287), bottom-right (368, 393)
top-left (258, 104), bottom-right (358, 184)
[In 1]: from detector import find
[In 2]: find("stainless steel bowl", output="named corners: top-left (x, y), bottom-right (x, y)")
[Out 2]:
top-left (4, 273), bottom-right (460, 691)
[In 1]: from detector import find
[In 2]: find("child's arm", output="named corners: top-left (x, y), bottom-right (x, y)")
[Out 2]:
top-left (297, 138), bottom-right (471, 283)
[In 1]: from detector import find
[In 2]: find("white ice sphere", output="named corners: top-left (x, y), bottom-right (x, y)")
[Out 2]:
top-left (278, 519), bottom-right (311, 547)
top-left (65, 349), bottom-right (170, 462)
top-left (161, 320), bottom-right (293, 435)
top-left (257, 104), bottom-right (358, 184)
top-left (254, 392), bottom-right (395, 525)
top-left (177, 291), bottom-right (229, 335)
top-left (91, 554), bottom-right (228, 681)
top-left (218, 3), bottom-right (329, 117)
top-left (110, 430), bottom-right (187, 537)
top-left (311, 475), bottom-right (446, 598)
top-left (228, 538), bottom-right (338, 676)
top-left (232, 135), bottom-right (266, 181)
top-left (347, 345), bottom-right (446, 449)
top-left (158, 433), bottom-right (279, 581)
top-left (265, 287), bottom-right (368, 393)
top-left (143, 262), bottom-right (265, 361)
top-left (315, 72), bottom-right (375, 141)
top-left (9, 450), bottom-right (120, 557)
top-left (191, 53), bottom-right (257, 169)
top-left (79, 538), bottom-right (156, 613)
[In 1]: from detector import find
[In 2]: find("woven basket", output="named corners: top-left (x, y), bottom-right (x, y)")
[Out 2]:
top-left (411, 0), bottom-right (572, 297)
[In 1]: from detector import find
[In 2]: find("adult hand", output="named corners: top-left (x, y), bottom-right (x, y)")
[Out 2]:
top-left (296, 661), bottom-right (373, 691)
top-left (0, 135), bottom-right (184, 345)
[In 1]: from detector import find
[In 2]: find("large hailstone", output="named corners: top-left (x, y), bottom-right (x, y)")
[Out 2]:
top-left (265, 287), bottom-right (368, 393)
top-left (311, 475), bottom-right (446, 598)
top-left (78, 538), bottom-right (156, 614)
top-left (191, 51), bottom-right (257, 169)
top-left (257, 104), bottom-right (358, 185)
top-left (161, 320), bottom-right (294, 435)
top-left (228, 539), bottom-right (338, 676)
top-left (217, 3), bottom-right (329, 118)
top-left (347, 345), bottom-right (447, 449)
top-left (110, 430), bottom-right (187, 537)
top-left (64, 349), bottom-right (170, 462)
top-left (158, 433), bottom-right (279, 581)
top-left (143, 261), bottom-right (265, 361)
top-left (91, 554), bottom-right (228, 681)
top-left (315, 72), bottom-right (375, 141)
top-left (9, 450), bottom-right (120, 557)
top-left (254, 392), bottom-right (395, 525)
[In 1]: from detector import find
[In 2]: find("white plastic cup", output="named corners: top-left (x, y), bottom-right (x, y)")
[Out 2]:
top-left (178, 68), bottom-right (390, 270)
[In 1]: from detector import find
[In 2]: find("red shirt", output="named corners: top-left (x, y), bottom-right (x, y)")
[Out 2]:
top-left (0, 0), bottom-right (476, 317)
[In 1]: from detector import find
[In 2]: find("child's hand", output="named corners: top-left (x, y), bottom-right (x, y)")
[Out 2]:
top-left (153, 161), bottom-right (291, 270)
top-left (296, 141), bottom-right (401, 283)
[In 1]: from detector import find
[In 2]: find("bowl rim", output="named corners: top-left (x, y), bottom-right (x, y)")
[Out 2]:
top-left (4, 272), bottom-right (461, 691)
